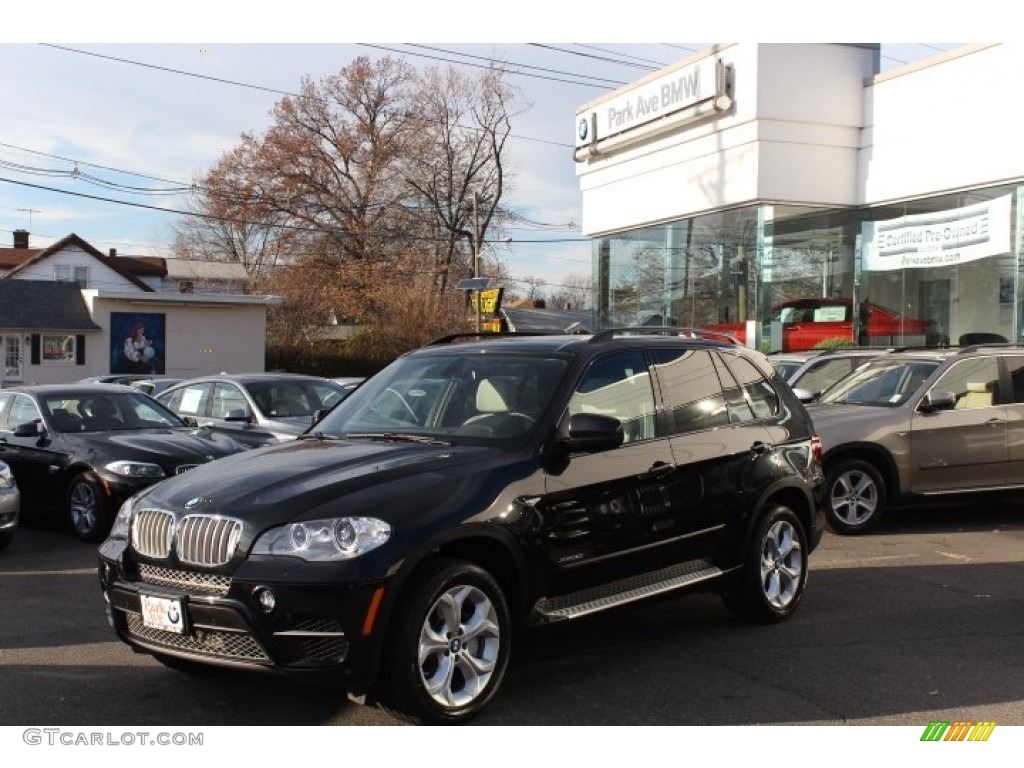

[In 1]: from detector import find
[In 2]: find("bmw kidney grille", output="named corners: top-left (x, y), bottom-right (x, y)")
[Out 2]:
top-left (132, 508), bottom-right (242, 566)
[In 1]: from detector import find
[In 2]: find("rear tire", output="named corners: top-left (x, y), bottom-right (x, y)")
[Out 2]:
top-left (825, 458), bottom-right (886, 534)
top-left (378, 559), bottom-right (511, 725)
top-left (723, 504), bottom-right (808, 623)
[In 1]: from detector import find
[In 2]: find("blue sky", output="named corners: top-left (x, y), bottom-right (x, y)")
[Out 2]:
top-left (0, 3), bottom-right (978, 296)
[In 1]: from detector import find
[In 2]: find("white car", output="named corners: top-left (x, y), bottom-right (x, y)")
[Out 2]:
top-left (0, 460), bottom-right (20, 552)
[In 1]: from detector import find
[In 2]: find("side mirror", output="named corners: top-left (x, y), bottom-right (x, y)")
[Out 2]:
top-left (312, 408), bottom-right (329, 424)
top-left (182, 416), bottom-right (199, 428)
top-left (557, 413), bottom-right (624, 453)
top-left (13, 420), bottom-right (43, 437)
top-left (791, 387), bottom-right (817, 404)
top-left (920, 389), bottom-right (956, 411)
top-left (224, 408), bottom-right (252, 423)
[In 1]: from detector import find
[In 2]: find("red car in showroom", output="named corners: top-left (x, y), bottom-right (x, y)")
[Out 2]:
top-left (706, 298), bottom-right (932, 351)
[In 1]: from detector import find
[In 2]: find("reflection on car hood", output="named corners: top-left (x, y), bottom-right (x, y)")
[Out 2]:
top-left (71, 429), bottom-right (242, 462)
top-left (136, 439), bottom-right (491, 529)
top-left (260, 416), bottom-right (314, 435)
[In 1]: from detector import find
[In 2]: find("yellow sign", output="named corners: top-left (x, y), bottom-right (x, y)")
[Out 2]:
top-left (470, 287), bottom-right (503, 314)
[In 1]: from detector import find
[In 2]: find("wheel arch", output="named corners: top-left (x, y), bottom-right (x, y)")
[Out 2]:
top-left (379, 525), bottom-right (529, 634)
top-left (823, 444), bottom-right (900, 500)
top-left (740, 481), bottom-right (814, 558)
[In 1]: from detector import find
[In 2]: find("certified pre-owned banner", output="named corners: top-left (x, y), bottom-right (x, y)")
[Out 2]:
top-left (862, 194), bottom-right (1011, 271)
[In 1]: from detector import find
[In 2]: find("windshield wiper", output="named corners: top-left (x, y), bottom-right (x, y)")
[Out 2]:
top-left (342, 432), bottom-right (451, 446)
top-left (296, 432), bottom-right (345, 441)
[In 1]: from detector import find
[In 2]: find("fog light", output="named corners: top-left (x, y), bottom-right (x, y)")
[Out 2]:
top-left (253, 586), bottom-right (276, 613)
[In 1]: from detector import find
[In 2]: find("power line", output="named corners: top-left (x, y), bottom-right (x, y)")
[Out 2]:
top-left (32, 45), bottom-right (576, 150)
top-left (405, 44), bottom-right (630, 87)
top-left (531, 44), bottom-right (666, 70)
top-left (0, 175), bottom-right (593, 246)
top-left (358, 44), bottom-right (623, 90)
top-left (39, 44), bottom-right (299, 97)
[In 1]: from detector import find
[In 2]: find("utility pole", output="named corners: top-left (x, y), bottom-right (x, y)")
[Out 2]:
top-left (472, 191), bottom-right (481, 333)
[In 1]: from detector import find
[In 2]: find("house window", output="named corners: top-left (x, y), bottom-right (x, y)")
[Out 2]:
top-left (54, 265), bottom-right (89, 287)
top-left (41, 334), bottom-right (76, 363)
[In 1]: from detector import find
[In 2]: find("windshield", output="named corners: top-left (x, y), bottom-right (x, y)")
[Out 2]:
top-left (246, 379), bottom-right (347, 417)
top-left (313, 352), bottom-right (570, 444)
top-left (816, 358), bottom-right (938, 407)
top-left (43, 392), bottom-right (187, 432)
top-left (770, 360), bottom-right (804, 380)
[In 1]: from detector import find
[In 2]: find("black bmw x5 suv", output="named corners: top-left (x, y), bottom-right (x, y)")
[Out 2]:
top-left (98, 329), bottom-right (825, 724)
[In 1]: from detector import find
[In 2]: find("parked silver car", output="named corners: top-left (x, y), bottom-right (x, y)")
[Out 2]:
top-left (770, 347), bottom-right (892, 401)
top-left (808, 342), bottom-right (1024, 534)
top-left (155, 373), bottom-right (349, 448)
top-left (0, 460), bottom-right (20, 552)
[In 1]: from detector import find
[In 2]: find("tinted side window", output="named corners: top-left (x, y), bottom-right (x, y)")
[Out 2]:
top-left (1004, 356), bottom-right (1024, 403)
top-left (711, 353), bottom-right (755, 423)
top-left (567, 351), bottom-right (656, 443)
top-left (723, 353), bottom-right (780, 419)
top-left (650, 348), bottom-right (729, 435)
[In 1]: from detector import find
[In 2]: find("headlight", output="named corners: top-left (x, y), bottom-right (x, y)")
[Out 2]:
top-left (252, 517), bottom-right (391, 561)
top-left (0, 464), bottom-right (14, 489)
top-left (105, 461), bottom-right (166, 478)
top-left (108, 495), bottom-right (136, 540)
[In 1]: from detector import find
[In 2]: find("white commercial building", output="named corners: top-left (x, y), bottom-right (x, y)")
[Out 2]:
top-left (574, 43), bottom-right (1023, 350)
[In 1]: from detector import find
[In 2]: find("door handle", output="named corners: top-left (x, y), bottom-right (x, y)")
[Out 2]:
top-left (647, 461), bottom-right (676, 479)
top-left (985, 418), bottom-right (1003, 427)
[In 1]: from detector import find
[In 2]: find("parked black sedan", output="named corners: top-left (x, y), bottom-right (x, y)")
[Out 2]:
top-left (0, 385), bottom-right (244, 542)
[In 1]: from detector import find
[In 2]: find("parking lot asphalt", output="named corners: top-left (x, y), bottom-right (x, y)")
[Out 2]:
top-left (1, 500), bottom-right (1022, 727)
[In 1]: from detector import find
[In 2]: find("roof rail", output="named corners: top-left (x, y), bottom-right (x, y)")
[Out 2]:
top-left (957, 341), bottom-right (1024, 354)
top-left (426, 331), bottom-right (565, 346)
top-left (589, 327), bottom-right (741, 345)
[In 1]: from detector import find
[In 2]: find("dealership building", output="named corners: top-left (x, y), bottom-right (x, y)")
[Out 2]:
top-left (574, 43), bottom-right (1023, 350)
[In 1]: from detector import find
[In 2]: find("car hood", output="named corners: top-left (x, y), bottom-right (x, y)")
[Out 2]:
top-left (805, 402), bottom-right (911, 450)
top-left (134, 438), bottom-right (495, 530)
top-left (70, 428), bottom-right (242, 463)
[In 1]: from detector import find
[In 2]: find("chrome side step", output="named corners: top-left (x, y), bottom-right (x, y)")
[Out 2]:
top-left (534, 559), bottom-right (724, 622)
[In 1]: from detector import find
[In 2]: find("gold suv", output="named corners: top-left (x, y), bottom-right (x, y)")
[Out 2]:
top-left (807, 342), bottom-right (1024, 534)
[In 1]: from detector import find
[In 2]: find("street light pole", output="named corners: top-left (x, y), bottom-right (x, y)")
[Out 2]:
top-left (472, 191), bottom-right (481, 333)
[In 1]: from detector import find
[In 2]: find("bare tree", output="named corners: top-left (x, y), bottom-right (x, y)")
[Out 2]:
top-left (547, 273), bottom-right (593, 310)
top-left (174, 56), bottom-right (522, 363)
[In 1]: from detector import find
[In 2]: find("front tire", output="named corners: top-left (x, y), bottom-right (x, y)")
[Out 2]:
top-left (826, 458), bottom-right (886, 534)
top-left (723, 504), bottom-right (808, 623)
top-left (67, 474), bottom-right (111, 543)
top-left (378, 559), bottom-right (511, 725)
top-left (0, 529), bottom-right (13, 552)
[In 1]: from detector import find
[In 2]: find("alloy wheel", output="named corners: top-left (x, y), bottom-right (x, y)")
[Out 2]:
top-left (759, 519), bottom-right (803, 610)
top-left (417, 584), bottom-right (501, 709)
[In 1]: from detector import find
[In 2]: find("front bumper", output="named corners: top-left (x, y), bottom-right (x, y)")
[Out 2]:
top-left (98, 540), bottom-right (390, 693)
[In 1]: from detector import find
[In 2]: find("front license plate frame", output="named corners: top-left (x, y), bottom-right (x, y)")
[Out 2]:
top-left (140, 594), bottom-right (187, 634)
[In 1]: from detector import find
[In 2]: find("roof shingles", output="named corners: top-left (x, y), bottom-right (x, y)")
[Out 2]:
top-left (0, 280), bottom-right (102, 330)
